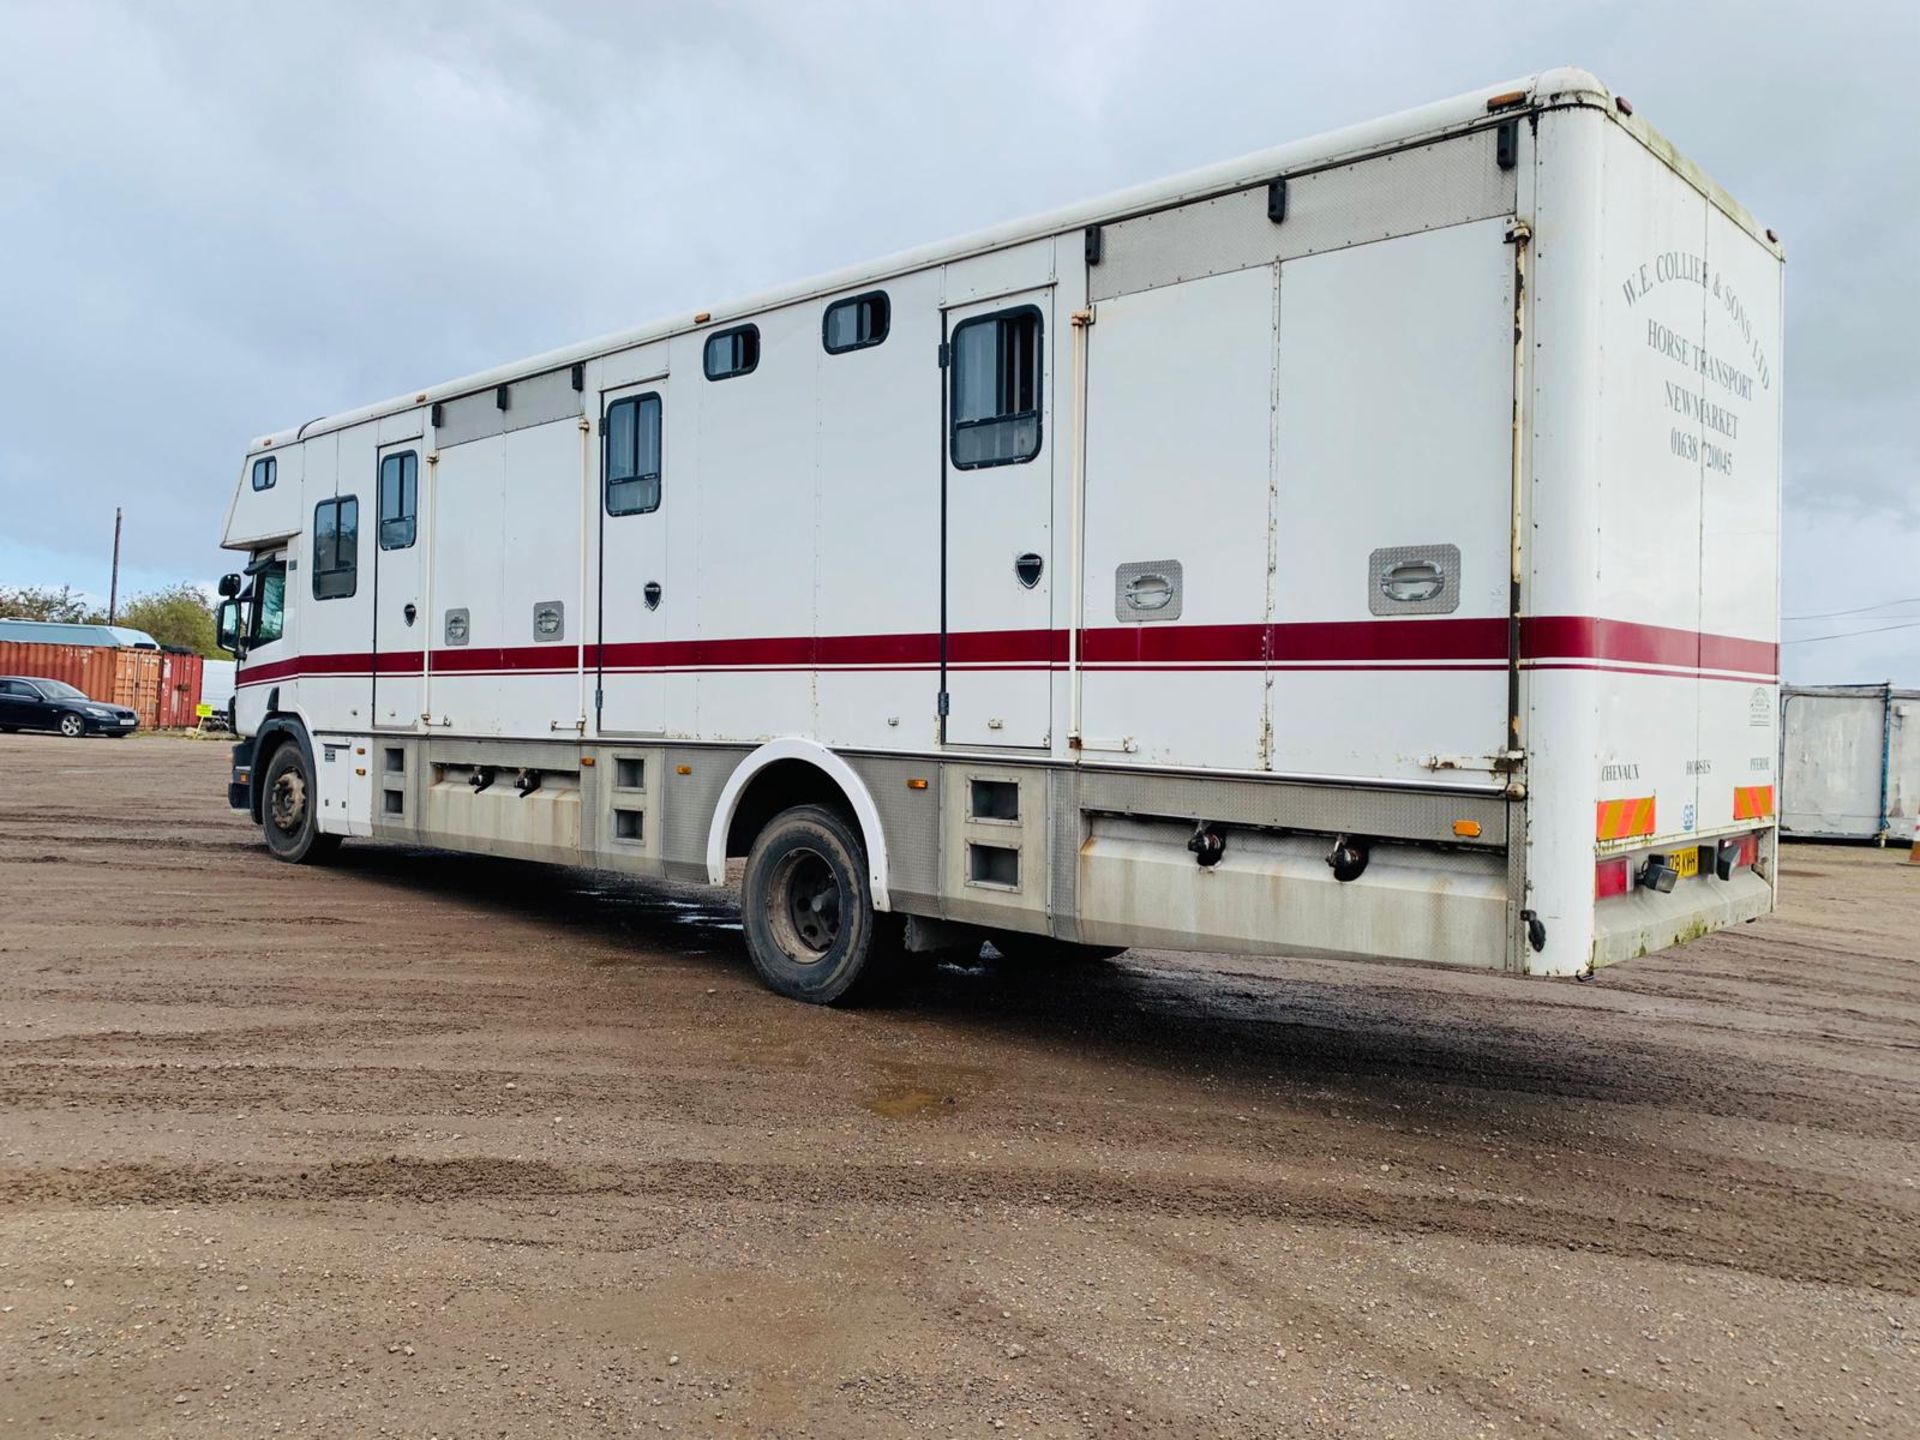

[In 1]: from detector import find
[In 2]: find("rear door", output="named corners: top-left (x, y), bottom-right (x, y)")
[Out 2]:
top-left (940, 284), bottom-right (1055, 748)
top-left (0, 680), bottom-right (42, 729)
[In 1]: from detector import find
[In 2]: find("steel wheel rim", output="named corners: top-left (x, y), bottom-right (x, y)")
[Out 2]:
top-left (768, 847), bottom-right (841, 963)
top-left (270, 768), bottom-right (308, 836)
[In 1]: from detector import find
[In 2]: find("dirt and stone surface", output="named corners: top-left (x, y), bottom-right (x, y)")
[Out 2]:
top-left (0, 733), bottom-right (1915, 1438)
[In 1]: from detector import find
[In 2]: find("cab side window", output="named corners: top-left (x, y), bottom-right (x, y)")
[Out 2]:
top-left (253, 563), bottom-right (287, 645)
top-left (251, 456), bottom-right (276, 491)
top-left (313, 498), bottom-right (359, 600)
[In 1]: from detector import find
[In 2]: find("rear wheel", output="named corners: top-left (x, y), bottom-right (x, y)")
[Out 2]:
top-left (57, 713), bottom-right (86, 739)
top-left (741, 804), bottom-right (894, 1004)
top-left (260, 740), bottom-right (340, 864)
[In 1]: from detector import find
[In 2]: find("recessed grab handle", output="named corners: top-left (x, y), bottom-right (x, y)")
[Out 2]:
top-left (1124, 573), bottom-right (1175, 611)
top-left (1379, 560), bottom-right (1445, 604)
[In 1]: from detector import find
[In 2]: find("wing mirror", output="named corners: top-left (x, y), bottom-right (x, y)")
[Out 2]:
top-left (215, 598), bottom-right (245, 657)
top-left (217, 573), bottom-right (244, 598)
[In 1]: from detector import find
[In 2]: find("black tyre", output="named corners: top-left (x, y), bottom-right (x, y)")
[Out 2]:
top-left (57, 713), bottom-right (86, 739)
top-left (985, 931), bottom-right (1127, 965)
top-left (260, 739), bottom-right (341, 864)
top-left (741, 804), bottom-right (895, 1004)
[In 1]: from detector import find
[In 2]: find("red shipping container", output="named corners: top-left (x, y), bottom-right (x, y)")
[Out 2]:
top-left (0, 641), bottom-right (205, 729)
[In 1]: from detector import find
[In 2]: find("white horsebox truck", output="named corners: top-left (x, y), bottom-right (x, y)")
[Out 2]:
top-left (215, 69), bottom-right (1784, 1003)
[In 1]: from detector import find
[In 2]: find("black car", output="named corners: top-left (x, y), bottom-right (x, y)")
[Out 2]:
top-left (0, 676), bottom-right (140, 738)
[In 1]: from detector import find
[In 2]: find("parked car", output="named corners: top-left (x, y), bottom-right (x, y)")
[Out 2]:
top-left (0, 676), bottom-right (140, 738)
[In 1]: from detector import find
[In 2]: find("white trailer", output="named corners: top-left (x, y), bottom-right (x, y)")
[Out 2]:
top-left (1779, 685), bottom-right (1918, 841)
top-left (215, 69), bottom-right (1785, 1002)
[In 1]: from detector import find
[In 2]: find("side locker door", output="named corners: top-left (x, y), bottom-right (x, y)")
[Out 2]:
top-left (370, 440), bottom-right (425, 728)
top-left (1270, 217), bottom-right (1518, 785)
top-left (940, 284), bottom-right (1054, 748)
top-left (596, 379), bottom-right (669, 734)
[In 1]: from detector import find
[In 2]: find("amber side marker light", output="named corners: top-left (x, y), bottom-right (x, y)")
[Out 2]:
top-left (1452, 819), bottom-right (1482, 838)
top-left (907, 777), bottom-right (929, 790)
top-left (580, 756), bottom-right (595, 767)
top-left (1485, 89), bottom-right (1526, 111)
top-left (676, 764), bottom-right (692, 775)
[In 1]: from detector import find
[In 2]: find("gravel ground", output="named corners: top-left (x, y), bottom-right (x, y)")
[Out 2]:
top-left (0, 732), bottom-right (1915, 1438)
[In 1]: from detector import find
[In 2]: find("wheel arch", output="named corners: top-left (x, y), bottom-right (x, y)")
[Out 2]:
top-left (247, 712), bottom-right (318, 824)
top-left (705, 739), bottom-right (893, 911)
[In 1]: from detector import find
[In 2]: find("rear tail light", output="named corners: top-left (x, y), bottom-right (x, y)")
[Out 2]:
top-left (1715, 831), bottom-right (1760, 880)
top-left (1595, 858), bottom-right (1630, 899)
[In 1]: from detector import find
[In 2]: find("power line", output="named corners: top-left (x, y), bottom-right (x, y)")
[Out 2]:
top-left (1782, 617), bottom-right (1920, 645)
top-left (1784, 595), bottom-right (1920, 622)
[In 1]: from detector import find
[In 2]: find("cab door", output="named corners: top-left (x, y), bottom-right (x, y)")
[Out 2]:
top-left (370, 441), bottom-right (425, 728)
top-left (940, 285), bottom-right (1055, 748)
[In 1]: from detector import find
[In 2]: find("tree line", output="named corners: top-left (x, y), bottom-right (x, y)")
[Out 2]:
top-left (0, 584), bottom-right (222, 658)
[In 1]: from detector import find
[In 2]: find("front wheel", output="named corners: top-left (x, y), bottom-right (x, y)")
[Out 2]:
top-left (57, 713), bottom-right (87, 739)
top-left (741, 804), bottom-right (895, 1004)
top-left (260, 739), bottom-right (340, 864)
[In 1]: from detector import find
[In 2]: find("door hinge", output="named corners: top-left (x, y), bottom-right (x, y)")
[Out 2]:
top-left (594, 687), bottom-right (604, 710)
top-left (936, 690), bottom-right (950, 717)
top-left (596, 414), bottom-right (606, 435)
top-left (937, 340), bottom-right (950, 369)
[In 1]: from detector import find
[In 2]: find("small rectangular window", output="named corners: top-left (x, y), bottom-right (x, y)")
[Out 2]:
top-left (703, 324), bottom-right (759, 381)
top-left (823, 291), bottom-right (890, 354)
top-left (378, 451), bottom-right (418, 550)
top-left (312, 497), bottom-right (359, 600)
top-left (604, 393), bottom-right (663, 515)
top-left (251, 456), bottom-right (276, 491)
top-left (950, 307), bottom-right (1042, 468)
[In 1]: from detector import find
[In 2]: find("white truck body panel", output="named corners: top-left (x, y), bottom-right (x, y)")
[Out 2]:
top-left (219, 69), bottom-right (1784, 978)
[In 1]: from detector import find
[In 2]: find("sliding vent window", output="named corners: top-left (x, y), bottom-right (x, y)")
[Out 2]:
top-left (823, 291), bottom-right (889, 354)
top-left (378, 451), bottom-right (418, 550)
top-left (251, 456), bottom-right (276, 491)
top-left (703, 324), bottom-right (759, 381)
top-left (950, 307), bottom-right (1042, 468)
top-left (312, 497), bottom-right (359, 600)
top-left (604, 393), bottom-right (663, 516)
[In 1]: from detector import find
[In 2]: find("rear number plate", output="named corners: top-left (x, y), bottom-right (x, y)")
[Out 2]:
top-left (1670, 848), bottom-right (1699, 880)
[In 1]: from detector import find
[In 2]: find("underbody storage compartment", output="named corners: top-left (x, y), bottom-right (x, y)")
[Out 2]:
top-left (1075, 815), bottom-right (1510, 968)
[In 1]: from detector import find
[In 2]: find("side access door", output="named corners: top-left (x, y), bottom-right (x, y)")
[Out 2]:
top-left (939, 283), bottom-right (1055, 748)
top-left (596, 377), bottom-right (670, 735)
top-left (370, 441), bottom-right (425, 728)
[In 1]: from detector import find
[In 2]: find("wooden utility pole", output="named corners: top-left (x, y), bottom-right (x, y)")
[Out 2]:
top-left (108, 508), bottom-right (122, 623)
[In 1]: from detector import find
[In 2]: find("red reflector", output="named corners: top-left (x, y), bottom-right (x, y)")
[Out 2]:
top-left (1595, 858), bottom-right (1630, 899)
top-left (1725, 833), bottom-right (1759, 870)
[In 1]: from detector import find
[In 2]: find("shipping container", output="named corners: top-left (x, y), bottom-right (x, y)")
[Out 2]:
top-left (1780, 685), bottom-right (1920, 841)
top-left (0, 641), bottom-right (205, 730)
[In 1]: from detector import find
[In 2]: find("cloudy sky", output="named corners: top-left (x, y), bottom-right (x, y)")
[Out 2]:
top-left (2, 0), bottom-right (1914, 681)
